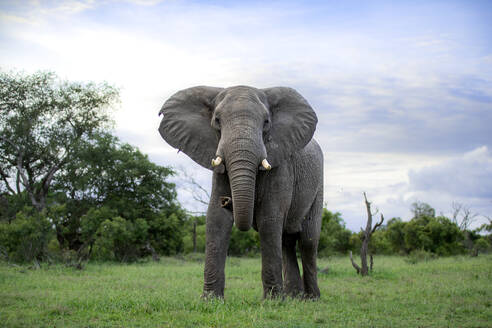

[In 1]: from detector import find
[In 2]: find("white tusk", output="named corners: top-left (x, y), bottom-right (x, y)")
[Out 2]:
top-left (261, 159), bottom-right (271, 171)
top-left (211, 156), bottom-right (222, 167)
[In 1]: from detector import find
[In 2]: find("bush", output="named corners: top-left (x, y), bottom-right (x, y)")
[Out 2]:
top-left (0, 208), bottom-right (54, 262)
top-left (148, 212), bottom-right (185, 256)
top-left (404, 249), bottom-right (437, 264)
top-left (404, 216), bottom-right (464, 255)
top-left (318, 209), bottom-right (352, 256)
top-left (183, 223), bottom-right (206, 253)
top-left (473, 238), bottom-right (491, 255)
top-left (228, 227), bottom-right (260, 256)
top-left (369, 230), bottom-right (393, 255)
top-left (92, 217), bottom-right (148, 261)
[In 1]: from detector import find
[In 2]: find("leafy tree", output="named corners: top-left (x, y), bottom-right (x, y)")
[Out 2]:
top-left (318, 209), bottom-right (352, 256)
top-left (473, 238), bottom-right (490, 255)
top-left (411, 201), bottom-right (435, 219)
top-left (50, 132), bottom-right (183, 254)
top-left (385, 217), bottom-right (408, 254)
top-left (92, 217), bottom-right (149, 261)
top-left (369, 230), bottom-right (392, 255)
top-left (404, 215), bottom-right (464, 255)
top-left (229, 226), bottom-right (260, 256)
top-left (0, 70), bottom-right (119, 211)
top-left (183, 216), bottom-right (206, 253)
top-left (147, 211), bottom-right (186, 255)
top-left (0, 192), bottom-right (30, 223)
top-left (0, 207), bottom-right (54, 262)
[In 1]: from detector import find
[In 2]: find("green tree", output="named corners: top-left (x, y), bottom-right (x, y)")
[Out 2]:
top-left (0, 207), bottom-right (54, 262)
top-left (0, 70), bottom-right (119, 211)
top-left (318, 209), bottom-right (352, 256)
top-left (404, 215), bottom-right (464, 255)
top-left (183, 215), bottom-right (206, 253)
top-left (411, 201), bottom-right (435, 219)
top-left (51, 132), bottom-right (184, 256)
top-left (92, 216), bottom-right (149, 261)
top-left (54, 133), bottom-right (177, 217)
top-left (369, 229), bottom-right (392, 255)
top-left (229, 227), bottom-right (260, 256)
top-left (386, 217), bottom-right (408, 254)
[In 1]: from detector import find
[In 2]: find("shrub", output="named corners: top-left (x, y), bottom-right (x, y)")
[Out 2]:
top-left (148, 212), bottom-right (185, 255)
top-left (183, 223), bottom-right (206, 253)
top-left (404, 249), bottom-right (437, 264)
top-left (92, 217), bottom-right (148, 261)
top-left (228, 227), bottom-right (260, 256)
top-left (473, 238), bottom-right (491, 255)
top-left (0, 208), bottom-right (54, 262)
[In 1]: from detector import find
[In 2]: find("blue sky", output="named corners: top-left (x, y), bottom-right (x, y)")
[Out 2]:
top-left (1, 0), bottom-right (491, 230)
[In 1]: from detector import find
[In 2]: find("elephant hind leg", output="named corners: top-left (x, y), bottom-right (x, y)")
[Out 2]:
top-left (282, 232), bottom-right (303, 297)
top-left (299, 190), bottom-right (322, 299)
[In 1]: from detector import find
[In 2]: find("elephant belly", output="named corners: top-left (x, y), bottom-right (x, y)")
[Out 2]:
top-left (253, 139), bottom-right (323, 234)
top-left (284, 140), bottom-right (323, 234)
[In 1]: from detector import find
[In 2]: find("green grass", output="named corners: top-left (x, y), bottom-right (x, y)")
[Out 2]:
top-left (1, 255), bottom-right (491, 327)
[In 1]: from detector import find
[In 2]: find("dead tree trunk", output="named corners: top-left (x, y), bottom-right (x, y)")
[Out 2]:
top-left (349, 192), bottom-right (384, 276)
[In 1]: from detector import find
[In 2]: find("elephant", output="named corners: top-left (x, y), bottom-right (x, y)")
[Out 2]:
top-left (158, 85), bottom-right (323, 299)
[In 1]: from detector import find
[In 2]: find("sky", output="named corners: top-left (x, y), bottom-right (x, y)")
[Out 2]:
top-left (1, 0), bottom-right (491, 230)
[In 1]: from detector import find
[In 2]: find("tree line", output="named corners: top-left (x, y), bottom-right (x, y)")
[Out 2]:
top-left (1, 70), bottom-right (490, 265)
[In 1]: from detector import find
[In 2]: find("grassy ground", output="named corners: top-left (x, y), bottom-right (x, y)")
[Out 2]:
top-left (0, 255), bottom-right (491, 327)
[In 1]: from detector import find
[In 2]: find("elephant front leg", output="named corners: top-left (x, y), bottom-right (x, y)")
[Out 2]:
top-left (203, 207), bottom-right (233, 298)
top-left (202, 174), bottom-right (233, 298)
top-left (258, 217), bottom-right (284, 298)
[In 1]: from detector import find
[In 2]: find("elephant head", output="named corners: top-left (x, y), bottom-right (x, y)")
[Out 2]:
top-left (158, 86), bottom-right (317, 231)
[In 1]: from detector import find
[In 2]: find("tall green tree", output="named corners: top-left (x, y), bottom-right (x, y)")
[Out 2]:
top-left (411, 201), bottom-right (436, 219)
top-left (0, 70), bottom-right (119, 210)
top-left (51, 132), bottom-right (184, 255)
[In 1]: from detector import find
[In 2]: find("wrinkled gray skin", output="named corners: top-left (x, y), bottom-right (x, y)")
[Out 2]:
top-left (158, 86), bottom-right (323, 299)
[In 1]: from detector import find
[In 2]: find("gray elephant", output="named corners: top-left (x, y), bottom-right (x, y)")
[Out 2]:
top-left (158, 86), bottom-right (323, 299)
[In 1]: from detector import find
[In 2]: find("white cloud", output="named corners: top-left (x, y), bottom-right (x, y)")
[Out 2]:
top-left (408, 146), bottom-right (492, 200)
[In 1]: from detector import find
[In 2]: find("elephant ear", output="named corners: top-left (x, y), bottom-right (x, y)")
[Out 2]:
top-left (262, 87), bottom-right (317, 167)
top-left (158, 86), bottom-right (223, 170)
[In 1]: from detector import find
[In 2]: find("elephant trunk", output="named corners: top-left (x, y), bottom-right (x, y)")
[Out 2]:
top-left (227, 151), bottom-right (258, 232)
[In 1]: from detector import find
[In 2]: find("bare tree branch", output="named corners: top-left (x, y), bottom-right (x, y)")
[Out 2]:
top-left (349, 251), bottom-right (361, 274)
top-left (451, 201), bottom-right (463, 224)
top-left (0, 135), bottom-right (19, 152)
top-left (371, 214), bottom-right (384, 234)
top-left (451, 201), bottom-right (480, 231)
top-left (15, 152), bottom-right (39, 209)
top-left (0, 167), bottom-right (15, 195)
top-left (177, 166), bottom-right (210, 209)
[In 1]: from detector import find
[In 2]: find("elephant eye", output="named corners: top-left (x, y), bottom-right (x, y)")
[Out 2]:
top-left (214, 117), bottom-right (220, 129)
top-left (263, 118), bottom-right (271, 132)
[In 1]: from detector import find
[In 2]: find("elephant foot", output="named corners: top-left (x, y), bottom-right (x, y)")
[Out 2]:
top-left (263, 285), bottom-right (284, 299)
top-left (201, 289), bottom-right (224, 300)
top-left (301, 287), bottom-right (320, 300)
top-left (285, 287), bottom-right (304, 299)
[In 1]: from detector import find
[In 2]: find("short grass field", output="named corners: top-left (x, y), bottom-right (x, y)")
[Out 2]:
top-left (1, 255), bottom-right (491, 327)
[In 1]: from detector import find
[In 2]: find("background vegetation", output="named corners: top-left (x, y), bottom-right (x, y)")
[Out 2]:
top-left (1, 70), bottom-right (491, 266)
